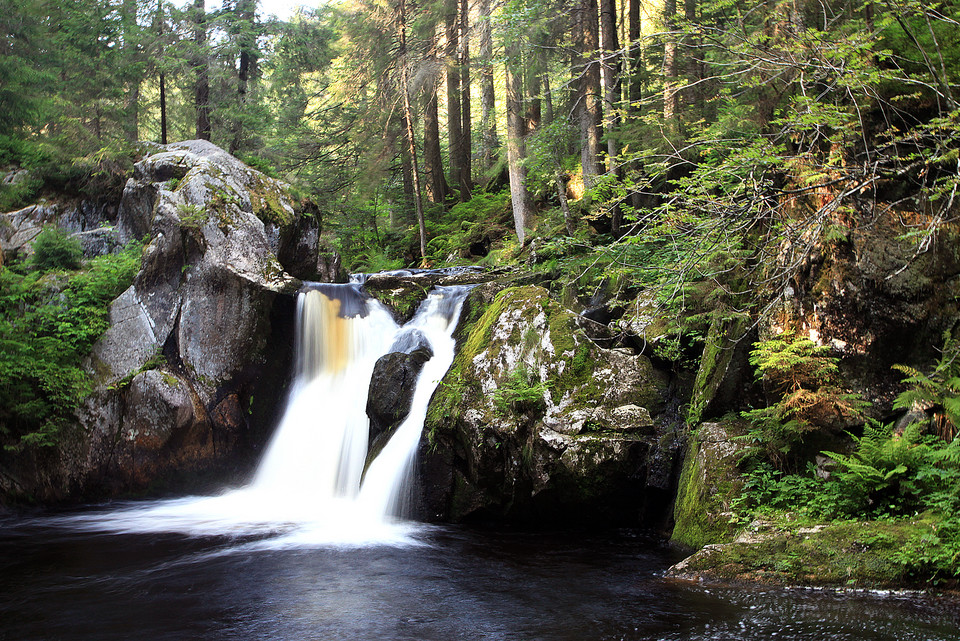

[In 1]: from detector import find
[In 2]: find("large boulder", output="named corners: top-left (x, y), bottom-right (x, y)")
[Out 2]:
top-left (5, 141), bottom-right (319, 502)
top-left (422, 284), bottom-right (678, 526)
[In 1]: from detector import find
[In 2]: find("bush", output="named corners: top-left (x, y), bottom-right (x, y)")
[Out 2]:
top-left (31, 227), bottom-right (83, 271)
top-left (0, 240), bottom-right (142, 450)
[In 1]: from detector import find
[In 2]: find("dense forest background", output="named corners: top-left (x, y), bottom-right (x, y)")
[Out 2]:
top-left (4, 0), bottom-right (960, 583)
top-left (4, 0), bottom-right (957, 275)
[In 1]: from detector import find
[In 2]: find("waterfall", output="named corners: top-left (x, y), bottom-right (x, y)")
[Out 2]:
top-left (57, 281), bottom-right (472, 547)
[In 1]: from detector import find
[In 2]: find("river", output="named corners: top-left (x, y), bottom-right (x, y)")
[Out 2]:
top-left (1, 514), bottom-right (958, 641)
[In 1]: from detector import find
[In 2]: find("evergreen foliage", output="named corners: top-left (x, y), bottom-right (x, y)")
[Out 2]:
top-left (735, 335), bottom-right (960, 581)
top-left (0, 241), bottom-right (142, 450)
top-left (30, 228), bottom-right (84, 272)
top-left (740, 331), bottom-right (867, 470)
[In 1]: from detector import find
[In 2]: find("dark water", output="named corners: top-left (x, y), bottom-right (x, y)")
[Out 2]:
top-left (1, 512), bottom-right (959, 641)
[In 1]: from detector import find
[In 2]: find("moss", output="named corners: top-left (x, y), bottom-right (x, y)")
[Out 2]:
top-left (367, 286), bottom-right (430, 321)
top-left (249, 174), bottom-right (294, 227)
top-left (678, 518), bottom-right (937, 588)
top-left (688, 315), bottom-right (748, 425)
top-left (671, 422), bottom-right (746, 550)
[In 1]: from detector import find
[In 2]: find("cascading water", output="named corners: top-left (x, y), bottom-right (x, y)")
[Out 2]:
top-left (54, 281), bottom-right (472, 547)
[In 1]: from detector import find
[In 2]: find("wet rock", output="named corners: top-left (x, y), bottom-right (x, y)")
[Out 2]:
top-left (361, 266), bottom-right (494, 322)
top-left (423, 284), bottom-right (675, 526)
top-left (367, 347), bottom-right (434, 441)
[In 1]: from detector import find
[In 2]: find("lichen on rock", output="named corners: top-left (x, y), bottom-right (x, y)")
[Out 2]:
top-left (423, 284), bottom-right (676, 525)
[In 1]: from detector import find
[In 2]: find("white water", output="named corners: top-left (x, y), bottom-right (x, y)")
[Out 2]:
top-left (51, 283), bottom-right (471, 547)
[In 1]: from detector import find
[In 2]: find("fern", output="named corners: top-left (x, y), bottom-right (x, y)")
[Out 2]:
top-left (741, 331), bottom-right (867, 470)
top-left (893, 331), bottom-right (960, 440)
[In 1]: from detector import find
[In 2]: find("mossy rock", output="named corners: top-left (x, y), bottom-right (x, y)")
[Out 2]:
top-left (671, 419), bottom-right (749, 550)
top-left (669, 516), bottom-right (945, 588)
top-left (423, 283), bottom-right (675, 526)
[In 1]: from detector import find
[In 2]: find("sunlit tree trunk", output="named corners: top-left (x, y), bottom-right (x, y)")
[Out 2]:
top-left (398, 0), bottom-right (427, 258)
top-left (579, 0), bottom-right (602, 193)
top-left (458, 0), bottom-right (472, 199)
top-left (628, 0), bottom-right (642, 113)
top-left (505, 42), bottom-right (532, 244)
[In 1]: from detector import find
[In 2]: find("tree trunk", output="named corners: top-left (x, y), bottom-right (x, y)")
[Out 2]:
top-left (444, 0), bottom-right (462, 194)
top-left (193, 0), bottom-right (211, 141)
top-left (579, 0), bottom-right (602, 192)
top-left (600, 0), bottom-right (622, 234)
top-left (398, 0), bottom-right (427, 259)
top-left (399, 113), bottom-right (416, 226)
top-left (155, 0), bottom-right (167, 145)
top-left (423, 82), bottom-right (448, 204)
top-left (121, 0), bottom-right (139, 143)
top-left (505, 43), bottom-right (532, 244)
top-left (159, 72), bottom-right (167, 144)
top-left (230, 0), bottom-right (256, 154)
top-left (478, 0), bottom-right (497, 173)
top-left (662, 0), bottom-right (679, 138)
top-left (683, 0), bottom-right (702, 127)
top-left (458, 0), bottom-right (472, 199)
top-left (628, 0), bottom-right (642, 113)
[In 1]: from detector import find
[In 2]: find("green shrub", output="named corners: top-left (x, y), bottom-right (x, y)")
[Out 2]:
top-left (31, 227), bottom-right (83, 271)
top-left (0, 240), bottom-right (142, 450)
top-left (493, 365), bottom-right (548, 416)
top-left (740, 331), bottom-right (867, 470)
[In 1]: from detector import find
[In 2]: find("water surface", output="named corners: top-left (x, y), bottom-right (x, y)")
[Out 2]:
top-left (2, 513), bottom-right (958, 641)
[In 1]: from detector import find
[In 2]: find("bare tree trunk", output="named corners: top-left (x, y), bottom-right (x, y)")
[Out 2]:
top-left (423, 82), bottom-right (448, 203)
top-left (230, 0), bottom-right (256, 153)
top-left (458, 0), bottom-right (472, 199)
top-left (579, 0), bottom-right (602, 192)
top-left (398, 0), bottom-right (427, 259)
top-left (600, 0), bottom-right (623, 234)
top-left (628, 0), bottom-right (642, 113)
top-left (683, 0), bottom-right (702, 127)
top-left (478, 0), bottom-right (497, 173)
top-left (155, 0), bottom-right (168, 145)
top-left (159, 72), bottom-right (168, 144)
top-left (505, 43), bottom-right (532, 244)
top-left (121, 0), bottom-right (139, 143)
top-left (662, 0), bottom-right (679, 139)
top-left (445, 0), bottom-right (462, 193)
top-left (193, 0), bottom-right (211, 141)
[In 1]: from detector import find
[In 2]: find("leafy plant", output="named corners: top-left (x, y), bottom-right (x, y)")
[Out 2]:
top-left (493, 365), bottom-right (548, 416)
top-left (892, 331), bottom-right (960, 440)
top-left (0, 239), bottom-right (142, 451)
top-left (30, 227), bottom-right (83, 271)
top-left (741, 331), bottom-right (868, 470)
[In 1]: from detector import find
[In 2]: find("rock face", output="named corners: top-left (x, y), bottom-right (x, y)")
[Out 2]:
top-left (670, 419), bottom-right (749, 550)
top-left (4, 141), bottom-right (320, 502)
top-left (366, 346), bottom-right (433, 442)
top-left (0, 199), bottom-right (121, 262)
top-left (768, 212), bottom-right (960, 410)
top-left (421, 284), bottom-right (679, 526)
